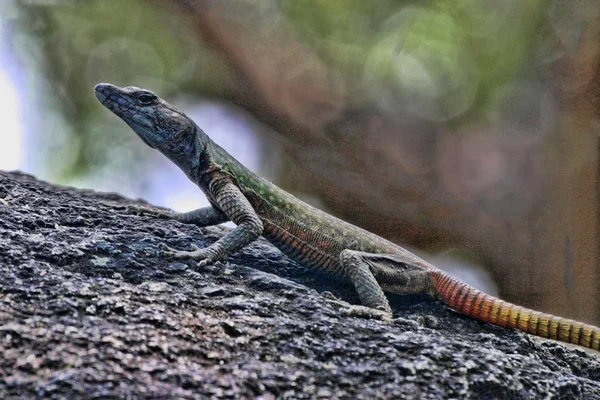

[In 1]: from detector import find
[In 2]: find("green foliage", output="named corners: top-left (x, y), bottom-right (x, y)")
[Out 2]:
top-left (280, 0), bottom-right (545, 121)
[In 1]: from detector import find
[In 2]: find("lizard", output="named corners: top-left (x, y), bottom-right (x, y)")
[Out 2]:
top-left (94, 82), bottom-right (600, 351)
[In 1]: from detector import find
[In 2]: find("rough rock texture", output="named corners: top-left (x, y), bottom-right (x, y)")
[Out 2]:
top-left (0, 170), bottom-right (599, 399)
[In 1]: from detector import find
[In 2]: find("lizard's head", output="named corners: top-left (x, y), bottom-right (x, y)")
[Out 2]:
top-left (94, 83), bottom-right (206, 172)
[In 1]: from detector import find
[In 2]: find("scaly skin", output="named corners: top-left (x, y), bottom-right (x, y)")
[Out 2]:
top-left (95, 83), bottom-right (600, 351)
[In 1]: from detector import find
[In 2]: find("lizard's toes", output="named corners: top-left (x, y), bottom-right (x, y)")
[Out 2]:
top-left (159, 243), bottom-right (173, 253)
top-left (392, 317), bottom-right (420, 328)
top-left (127, 205), bottom-right (174, 219)
top-left (197, 258), bottom-right (213, 268)
top-left (159, 243), bottom-right (182, 258)
top-left (416, 315), bottom-right (439, 329)
top-left (341, 305), bottom-right (392, 321)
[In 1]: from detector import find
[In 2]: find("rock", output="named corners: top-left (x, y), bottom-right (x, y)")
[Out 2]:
top-left (0, 171), bottom-right (599, 399)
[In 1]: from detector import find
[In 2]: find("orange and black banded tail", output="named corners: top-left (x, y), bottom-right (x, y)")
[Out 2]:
top-left (429, 270), bottom-right (600, 351)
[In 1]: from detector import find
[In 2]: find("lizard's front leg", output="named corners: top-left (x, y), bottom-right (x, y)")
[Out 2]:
top-left (173, 206), bottom-right (229, 226)
top-left (162, 173), bottom-right (263, 266)
top-left (127, 205), bottom-right (228, 227)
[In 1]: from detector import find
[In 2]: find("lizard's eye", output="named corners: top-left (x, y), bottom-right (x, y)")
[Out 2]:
top-left (137, 92), bottom-right (156, 105)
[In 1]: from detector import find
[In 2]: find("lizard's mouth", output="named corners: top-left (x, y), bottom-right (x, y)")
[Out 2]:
top-left (94, 83), bottom-right (157, 149)
top-left (131, 128), bottom-right (156, 149)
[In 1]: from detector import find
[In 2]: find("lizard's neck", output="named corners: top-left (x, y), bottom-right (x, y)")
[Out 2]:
top-left (207, 139), bottom-right (276, 192)
top-left (204, 138), bottom-right (309, 218)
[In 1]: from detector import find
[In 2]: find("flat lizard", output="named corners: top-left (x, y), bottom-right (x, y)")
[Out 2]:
top-left (95, 83), bottom-right (600, 351)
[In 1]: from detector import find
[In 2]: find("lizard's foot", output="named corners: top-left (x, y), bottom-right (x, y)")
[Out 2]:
top-left (416, 315), bottom-right (439, 329)
top-left (159, 243), bottom-right (225, 267)
top-left (160, 243), bottom-right (205, 260)
top-left (340, 305), bottom-right (393, 321)
top-left (126, 205), bottom-right (175, 219)
top-left (391, 316), bottom-right (420, 328)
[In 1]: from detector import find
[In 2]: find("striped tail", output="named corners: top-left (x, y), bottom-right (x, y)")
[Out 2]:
top-left (429, 270), bottom-right (600, 351)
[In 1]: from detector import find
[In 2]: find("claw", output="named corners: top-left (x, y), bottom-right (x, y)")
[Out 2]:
top-left (160, 244), bottom-right (178, 253)
top-left (159, 243), bottom-right (177, 256)
top-left (158, 242), bottom-right (224, 265)
top-left (159, 243), bottom-right (205, 260)
top-left (197, 259), bottom-right (212, 267)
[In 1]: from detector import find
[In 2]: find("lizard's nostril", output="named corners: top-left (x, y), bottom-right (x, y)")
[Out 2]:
top-left (94, 83), bottom-right (115, 103)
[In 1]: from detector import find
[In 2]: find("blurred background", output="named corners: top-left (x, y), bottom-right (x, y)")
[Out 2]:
top-left (0, 0), bottom-right (598, 323)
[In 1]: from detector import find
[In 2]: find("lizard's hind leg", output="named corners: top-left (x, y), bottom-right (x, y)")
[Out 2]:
top-left (339, 250), bottom-right (434, 319)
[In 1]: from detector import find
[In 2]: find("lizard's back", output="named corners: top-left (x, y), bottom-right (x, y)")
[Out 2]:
top-left (212, 142), bottom-right (430, 274)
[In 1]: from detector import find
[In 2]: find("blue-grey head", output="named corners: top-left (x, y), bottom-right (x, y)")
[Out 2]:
top-left (94, 83), bottom-right (206, 174)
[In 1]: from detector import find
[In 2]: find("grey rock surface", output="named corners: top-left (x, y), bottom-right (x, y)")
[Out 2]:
top-left (0, 170), bottom-right (599, 399)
